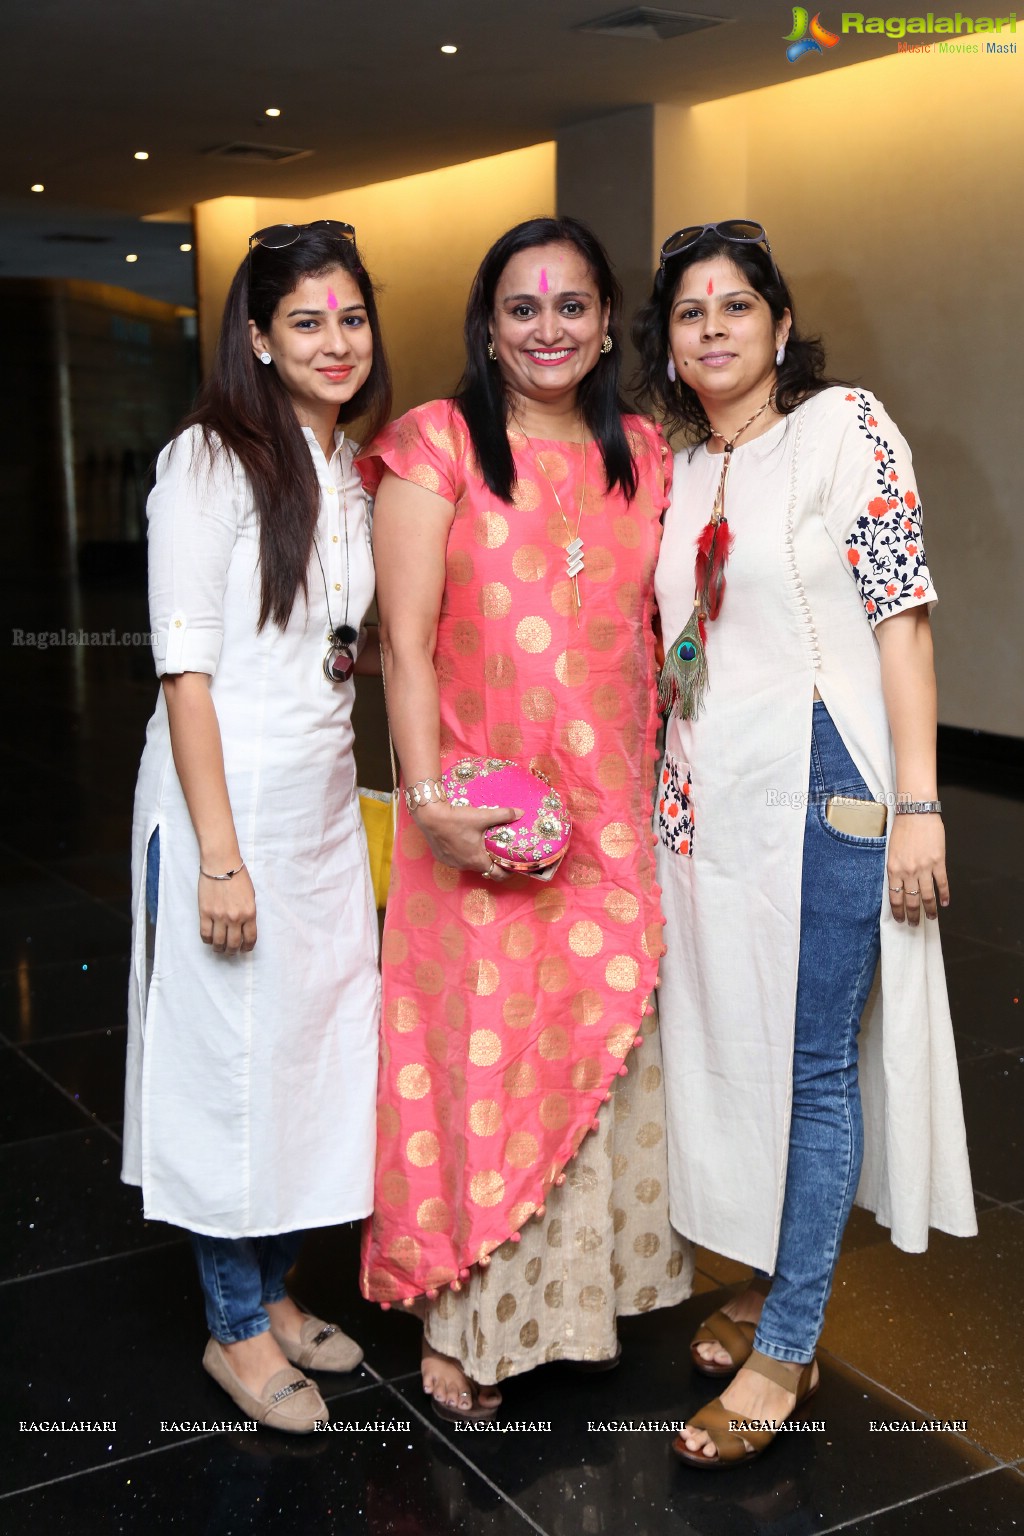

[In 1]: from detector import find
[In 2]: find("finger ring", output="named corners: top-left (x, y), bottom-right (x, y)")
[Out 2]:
top-left (888, 884), bottom-right (903, 893)
top-left (905, 888), bottom-right (920, 896)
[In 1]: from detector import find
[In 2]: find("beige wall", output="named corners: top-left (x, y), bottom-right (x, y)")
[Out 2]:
top-left (193, 143), bottom-right (556, 416)
top-left (652, 54), bottom-right (1023, 736)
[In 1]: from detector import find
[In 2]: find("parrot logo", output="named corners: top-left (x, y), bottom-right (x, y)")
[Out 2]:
top-left (784, 8), bottom-right (841, 62)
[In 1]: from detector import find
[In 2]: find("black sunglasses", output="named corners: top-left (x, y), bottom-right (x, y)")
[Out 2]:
top-left (659, 219), bottom-right (780, 282)
top-left (248, 219), bottom-right (356, 253)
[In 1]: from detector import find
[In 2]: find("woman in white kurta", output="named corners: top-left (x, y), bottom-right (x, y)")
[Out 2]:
top-left (633, 221), bottom-right (976, 1467)
top-left (122, 221), bottom-right (391, 1431)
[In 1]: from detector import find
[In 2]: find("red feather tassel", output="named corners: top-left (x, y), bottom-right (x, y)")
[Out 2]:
top-left (693, 517), bottom-right (735, 622)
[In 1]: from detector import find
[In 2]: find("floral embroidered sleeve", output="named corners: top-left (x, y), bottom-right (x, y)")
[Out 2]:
top-left (822, 390), bottom-right (937, 626)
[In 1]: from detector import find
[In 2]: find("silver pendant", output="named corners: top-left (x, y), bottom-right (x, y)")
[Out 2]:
top-left (566, 537), bottom-right (584, 579)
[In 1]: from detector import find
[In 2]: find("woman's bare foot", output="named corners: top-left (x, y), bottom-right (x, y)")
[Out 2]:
top-left (264, 1295), bottom-right (314, 1353)
top-left (219, 1330), bottom-right (294, 1395)
top-left (420, 1335), bottom-right (502, 1412)
top-left (693, 1284), bottom-right (769, 1371)
top-left (677, 1357), bottom-right (820, 1462)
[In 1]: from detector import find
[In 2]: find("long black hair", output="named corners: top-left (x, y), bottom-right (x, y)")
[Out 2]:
top-left (632, 229), bottom-right (833, 442)
top-left (179, 227), bottom-right (392, 630)
top-left (456, 216), bottom-right (637, 502)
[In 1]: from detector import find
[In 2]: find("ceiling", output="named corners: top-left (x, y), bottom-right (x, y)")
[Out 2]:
top-left (2, 1), bottom-right (888, 305)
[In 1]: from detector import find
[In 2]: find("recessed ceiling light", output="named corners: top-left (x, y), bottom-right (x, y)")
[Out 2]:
top-left (440, 43), bottom-right (458, 54)
top-left (30, 182), bottom-right (44, 192)
top-left (264, 106), bottom-right (281, 117)
top-left (180, 243), bottom-right (193, 253)
top-left (134, 150), bottom-right (149, 161)
top-left (125, 253), bottom-right (139, 263)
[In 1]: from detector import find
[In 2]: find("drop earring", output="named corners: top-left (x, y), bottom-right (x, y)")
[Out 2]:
top-left (667, 357), bottom-right (677, 383)
top-left (775, 345), bottom-right (786, 367)
top-left (486, 341), bottom-right (496, 362)
top-left (259, 351), bottom-right (272, 365)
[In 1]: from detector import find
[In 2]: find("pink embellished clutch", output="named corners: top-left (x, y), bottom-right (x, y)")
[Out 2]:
top-left (441, 758), bottom-right (572, 874)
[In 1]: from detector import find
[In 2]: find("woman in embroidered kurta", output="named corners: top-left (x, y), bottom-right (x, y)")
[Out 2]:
top-left (123, 224), bottom-right (391, 1430)
top-left (362, 217), bottom-right (691, 1417)
top-left (633, 222), bottom-right (975, 1466)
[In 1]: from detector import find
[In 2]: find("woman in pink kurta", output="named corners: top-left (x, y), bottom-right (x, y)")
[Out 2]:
top-left (360, 218), bottom-right (691, 1418)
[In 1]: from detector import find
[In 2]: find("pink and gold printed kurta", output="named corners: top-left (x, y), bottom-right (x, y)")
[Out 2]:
top-left (359, 401), bottom-right (672, 1305)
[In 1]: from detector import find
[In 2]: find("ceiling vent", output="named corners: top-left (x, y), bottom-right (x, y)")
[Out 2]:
top-left (205, 141), bottom-right (313, 164)
top-left (574, 7), bottom-right (724, 41)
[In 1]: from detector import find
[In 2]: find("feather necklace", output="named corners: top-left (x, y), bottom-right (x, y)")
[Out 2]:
top-left (659, 395), bottom-right (774, 720)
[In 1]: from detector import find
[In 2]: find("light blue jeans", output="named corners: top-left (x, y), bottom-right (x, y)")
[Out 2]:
top-left (753, 703), bottom-right (886, 1364)
top-left (191, 1232), bottom-right (305, 1344)
top-left (145, 829), bottom-right (304, 1345)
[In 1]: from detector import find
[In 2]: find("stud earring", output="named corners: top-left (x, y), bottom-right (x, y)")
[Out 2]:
top-left (775, 345), bottom-right (786, 367)
top-left (600, 335), bottom-right (613, 355)
top-left (486, 341), bottom-right (496, 361)
top-left (667, 357), bottom-right (677, 383)
top-left (259, 351), bottom-right (272, 365)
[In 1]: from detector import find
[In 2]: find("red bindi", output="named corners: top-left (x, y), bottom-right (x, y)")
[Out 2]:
top-left (706, 279), bottom-right (714, 295)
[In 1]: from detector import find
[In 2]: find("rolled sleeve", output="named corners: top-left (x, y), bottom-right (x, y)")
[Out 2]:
top-left (822, 390), bottom-right (936, 627)
top-left (147, 428), bottom-right (239, 677)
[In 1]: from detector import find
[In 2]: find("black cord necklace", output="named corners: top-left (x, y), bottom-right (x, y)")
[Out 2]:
top-left (313, 471), bottom-right (358, 683)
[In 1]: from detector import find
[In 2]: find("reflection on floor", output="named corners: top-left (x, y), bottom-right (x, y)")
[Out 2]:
top-left (2, 570), bottom-right (1022, 1533)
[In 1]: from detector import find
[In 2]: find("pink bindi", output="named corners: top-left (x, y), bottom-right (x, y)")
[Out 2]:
top-left (327, 289), bottom-right (338, 310)
top-left (538, 268), bottom-right (549, 294)
top-left (706, 279), bottom-right (714, 295)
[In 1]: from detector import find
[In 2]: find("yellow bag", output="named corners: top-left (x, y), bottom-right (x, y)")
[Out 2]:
top-left (359, 788), bottom-right (397, 909)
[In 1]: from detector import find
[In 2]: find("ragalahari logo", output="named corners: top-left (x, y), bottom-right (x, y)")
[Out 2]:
top-left (784, 7), bottom-right (842, 60)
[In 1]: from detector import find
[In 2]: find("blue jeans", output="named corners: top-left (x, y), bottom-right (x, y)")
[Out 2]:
top-left (191, 1232), bottom-right (305, 1344)
top-left (753, 702), bottom-right (886, 1365)
top-left (143, 831), bottom-right (305, 1344)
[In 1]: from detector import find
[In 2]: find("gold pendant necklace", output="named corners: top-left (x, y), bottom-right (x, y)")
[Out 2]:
top-left (512, 413), bottom-right (588, 625)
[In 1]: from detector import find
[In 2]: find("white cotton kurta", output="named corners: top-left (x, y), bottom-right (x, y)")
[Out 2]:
top-left (655, 386), bottom-right (977, 1273)
top-left (122, 425), bottom-right (381, 1237)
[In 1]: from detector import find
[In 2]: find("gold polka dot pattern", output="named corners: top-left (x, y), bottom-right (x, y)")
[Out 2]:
top-left (359, 401), bottom-right (672, 1307)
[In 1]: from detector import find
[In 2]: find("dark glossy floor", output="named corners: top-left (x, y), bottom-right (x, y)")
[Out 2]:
top-left (2, 568), bottom-right (1022, 1535)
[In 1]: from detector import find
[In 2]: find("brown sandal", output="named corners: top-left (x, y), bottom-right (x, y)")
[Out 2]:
top-left (672, 1351), bottom-right (818, 1471)
top-left (689, 1276), bottom-right (771, 1379)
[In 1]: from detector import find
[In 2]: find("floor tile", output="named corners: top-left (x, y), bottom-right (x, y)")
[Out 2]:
top-left (2, 1242), bottom-right (375, 1496)
top-left (0, 953), bottom-right (130, 1046)
top-left (0, 896), bottom-right (129, 973)
top-left (3, 1392), bottom-right (542, 1533)
top-left (386, 1290), bottom-right (998, 1536)
top-left (0, 1050), bottom-right (92, 1144)
top-left (944, 945), bottom-right (1023, 1053)
top-left (956, 1053), bottom-right (1024, 1204)
top-left (822, 1464), bottom-right (1024, 1533)
top-left (0, 1126), bottom-right (167, 1282)
top-left (19, 1031), bottom-right (128, 1127)
top-left (820, 1207), bottom-right (1024, 1462)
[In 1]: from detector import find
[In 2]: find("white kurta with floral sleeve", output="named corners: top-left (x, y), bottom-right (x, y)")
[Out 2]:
top-left (654, 386), bottom-right (976, 1271)
top-left (122, 425), bottom-right (380, 1237)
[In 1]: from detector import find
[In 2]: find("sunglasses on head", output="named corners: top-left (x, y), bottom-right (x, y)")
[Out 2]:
top-left (248, 219), bottom-right (356, 254)
top-left (659, 219), bottom-right (780, 283)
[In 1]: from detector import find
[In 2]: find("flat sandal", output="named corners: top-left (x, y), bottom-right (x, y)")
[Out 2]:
top-left (689, 1276), bottom-right (772, 1379)
top-left (672, 1351), bottom-right (818, 1471)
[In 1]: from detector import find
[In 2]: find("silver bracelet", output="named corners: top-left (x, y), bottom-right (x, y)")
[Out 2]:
top-left (199, 860), bottom-right (246, 880)
top-left (404, 778), bottom-right (447, 813)
top-left (893, 800), bottom-right (942, 816)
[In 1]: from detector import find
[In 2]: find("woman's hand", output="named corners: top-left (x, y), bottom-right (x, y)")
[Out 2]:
top-left (198, 866), bottom-right (258, 953)
top-left (887, 814), bottom-right (949, 926)
top-left (413, 802), bottom-right (522, 880)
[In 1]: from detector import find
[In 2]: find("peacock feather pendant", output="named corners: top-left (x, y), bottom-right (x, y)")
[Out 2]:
top-left (659, 604), bottom-right (709, 720)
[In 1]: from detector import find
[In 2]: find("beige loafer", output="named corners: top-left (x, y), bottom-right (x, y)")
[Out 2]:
top-left (270, 1314), bottom-right (363, 1374)
top-left (202, 1338), bottom-right (329, 1433)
